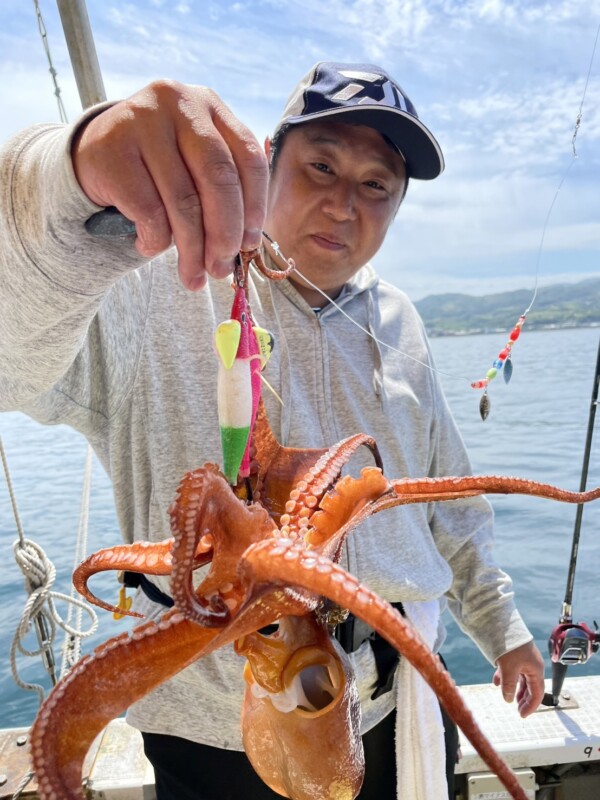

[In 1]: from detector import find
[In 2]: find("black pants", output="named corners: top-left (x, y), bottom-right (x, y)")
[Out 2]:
top-left (142, 706), bottom-right (458, 800)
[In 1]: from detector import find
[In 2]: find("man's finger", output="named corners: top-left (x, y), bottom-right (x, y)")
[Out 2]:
top-left (180, 95), bottom-right (268, 277)
top-left (502, 683), bottom-right (516, 703)
top-left (212, 102), bottom-right (269, 251)
top-left (142, 145), bottom-right (208, 288)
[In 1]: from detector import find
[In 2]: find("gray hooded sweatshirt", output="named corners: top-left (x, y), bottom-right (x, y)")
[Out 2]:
top-left (0, 118), bottom-right (532, 749)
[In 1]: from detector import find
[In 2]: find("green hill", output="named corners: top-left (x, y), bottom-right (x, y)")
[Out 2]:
top-left (414, 278), bottom-right (600, 336)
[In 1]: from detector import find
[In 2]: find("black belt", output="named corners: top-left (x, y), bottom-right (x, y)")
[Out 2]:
top-left (129, 570), bottom-right (402, 701)
top-left (124, 571), bottom-right (174, 607)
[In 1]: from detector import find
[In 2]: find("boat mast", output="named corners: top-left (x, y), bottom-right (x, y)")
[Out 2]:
top-left (56, 0), bottom-right (106, 108)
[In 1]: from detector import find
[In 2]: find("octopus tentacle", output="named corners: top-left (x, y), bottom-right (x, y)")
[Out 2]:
top-left (33, 395), bottom-right (600, 800)
top-left (251, 421), bottom-right (329, 524)
top-left (30, 611), bottom-right (218, 800)
top-left (304, 468), bottom-right (391, 550)
top-left (169, 465), bottom-right (230, 626)
top-left (384, 475), bottom-right (600, 507)
top-left (303, 471), bottom-right (600, 559)
top-left (251, 402), bottom-right (381, 526)
top-left (280, 437), bottom-right (382, 540)
top-left (244, 247), bottom-right (295, 281)
top-left (240, 538), bottom-right (529, 800)
top-left (169, 463), bottom-right (277, 624)
top-left (73, 539), bottom-right (213, 617)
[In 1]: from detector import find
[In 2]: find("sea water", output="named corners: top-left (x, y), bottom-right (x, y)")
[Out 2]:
top-left (0, 326), bottom-right (598, 728)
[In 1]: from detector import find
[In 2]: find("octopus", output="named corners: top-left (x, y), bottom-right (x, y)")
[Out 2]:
top-left (29, 402), bottom-right (600, 800)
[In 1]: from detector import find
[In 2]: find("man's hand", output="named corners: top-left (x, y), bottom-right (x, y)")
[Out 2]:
top-left (72, 80), bottom-right (268, 291)
top-left (493, 641), bottom-right (545, 718)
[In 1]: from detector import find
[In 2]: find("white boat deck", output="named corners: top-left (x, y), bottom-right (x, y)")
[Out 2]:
top-left (456, 675), bottom-right (600, 774)
top-left (2, 675), bottom-right (600, 798)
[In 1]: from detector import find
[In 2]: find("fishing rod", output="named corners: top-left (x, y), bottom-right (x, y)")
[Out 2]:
top-left (545, 337), bottom-right (600, 707)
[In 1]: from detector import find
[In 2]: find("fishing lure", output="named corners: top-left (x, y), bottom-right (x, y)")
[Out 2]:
top-left (471, 314), bottom-right (526, 420)
top-left (214, 245), bottom-right (293, 485)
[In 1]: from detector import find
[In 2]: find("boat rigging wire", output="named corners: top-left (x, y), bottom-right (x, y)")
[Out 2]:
top-left (0, 10), bottom-right (103, 796)
top-left (32, 0), bottom-right (68, 123)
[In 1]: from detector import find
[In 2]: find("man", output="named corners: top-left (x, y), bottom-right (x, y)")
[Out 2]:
top-left (0, 62), bottom-right (544, 799)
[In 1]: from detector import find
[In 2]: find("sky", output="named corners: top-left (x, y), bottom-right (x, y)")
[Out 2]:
top-left (1, 0), bottom-right (599, 301)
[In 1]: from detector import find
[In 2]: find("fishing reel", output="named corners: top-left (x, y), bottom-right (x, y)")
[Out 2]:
top-left (544, 620), bottom-right (600, 707)
top-left (548, 620), bottom-right (600, 666)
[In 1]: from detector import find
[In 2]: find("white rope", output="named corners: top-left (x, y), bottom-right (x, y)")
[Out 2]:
top-left (10, 769), bottom-right (35, 800)
top-left (60, 445), bottom-right (95, 677)
top-left (9, 537), bottom-right (98, 704)
top-left (1, 436), bottom-right (99, 707)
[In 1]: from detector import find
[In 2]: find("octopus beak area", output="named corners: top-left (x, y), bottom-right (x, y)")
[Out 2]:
top-left (240, 621), bottom-right (364, 800)
top-left (243, 645), bottom-right (345, 716)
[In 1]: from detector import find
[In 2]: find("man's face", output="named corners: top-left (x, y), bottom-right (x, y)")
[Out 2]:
top-left (264, 121), bottom-right (407, 306)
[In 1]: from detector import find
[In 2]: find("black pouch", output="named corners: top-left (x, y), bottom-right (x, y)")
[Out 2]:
top-left (335, 602), bottom-right (405, 700)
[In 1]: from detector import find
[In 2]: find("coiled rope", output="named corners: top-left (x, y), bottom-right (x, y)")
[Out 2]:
top-left (1, 435), bottom-right (99, 708)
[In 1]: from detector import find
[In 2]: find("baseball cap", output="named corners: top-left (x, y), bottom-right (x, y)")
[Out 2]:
top-left (273, 62), bottom-right (444, 180)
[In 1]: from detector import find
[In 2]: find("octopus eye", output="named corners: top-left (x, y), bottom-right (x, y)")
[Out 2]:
top-left (241, 311), bottom-right (247, 324)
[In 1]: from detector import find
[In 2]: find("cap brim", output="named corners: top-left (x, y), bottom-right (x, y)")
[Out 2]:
top-left (280, 105), bottom-right (444, 180)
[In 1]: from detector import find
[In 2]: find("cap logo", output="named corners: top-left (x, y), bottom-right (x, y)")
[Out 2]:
top-left (332, 69), bottom-right (408, 112)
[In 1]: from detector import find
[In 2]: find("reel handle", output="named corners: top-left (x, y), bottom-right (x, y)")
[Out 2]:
top-left (85, 207), bottom-right (135, 238)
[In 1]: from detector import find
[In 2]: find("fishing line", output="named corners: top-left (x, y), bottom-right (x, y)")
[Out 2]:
top-left (264, 238), bottom-right (465, 383)
top-left (521, 21), bottom-right (598, 319)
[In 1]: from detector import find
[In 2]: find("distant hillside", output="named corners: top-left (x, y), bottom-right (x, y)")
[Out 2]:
top-left (414, 277), bottom-right (600, 336)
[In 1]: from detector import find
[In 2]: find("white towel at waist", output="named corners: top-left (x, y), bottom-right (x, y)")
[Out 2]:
top-left (395, 599), bottom-right (447, 799)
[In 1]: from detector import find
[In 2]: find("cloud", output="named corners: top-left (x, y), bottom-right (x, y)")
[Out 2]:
top-left (374, 160), bottom-right (600, 298)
